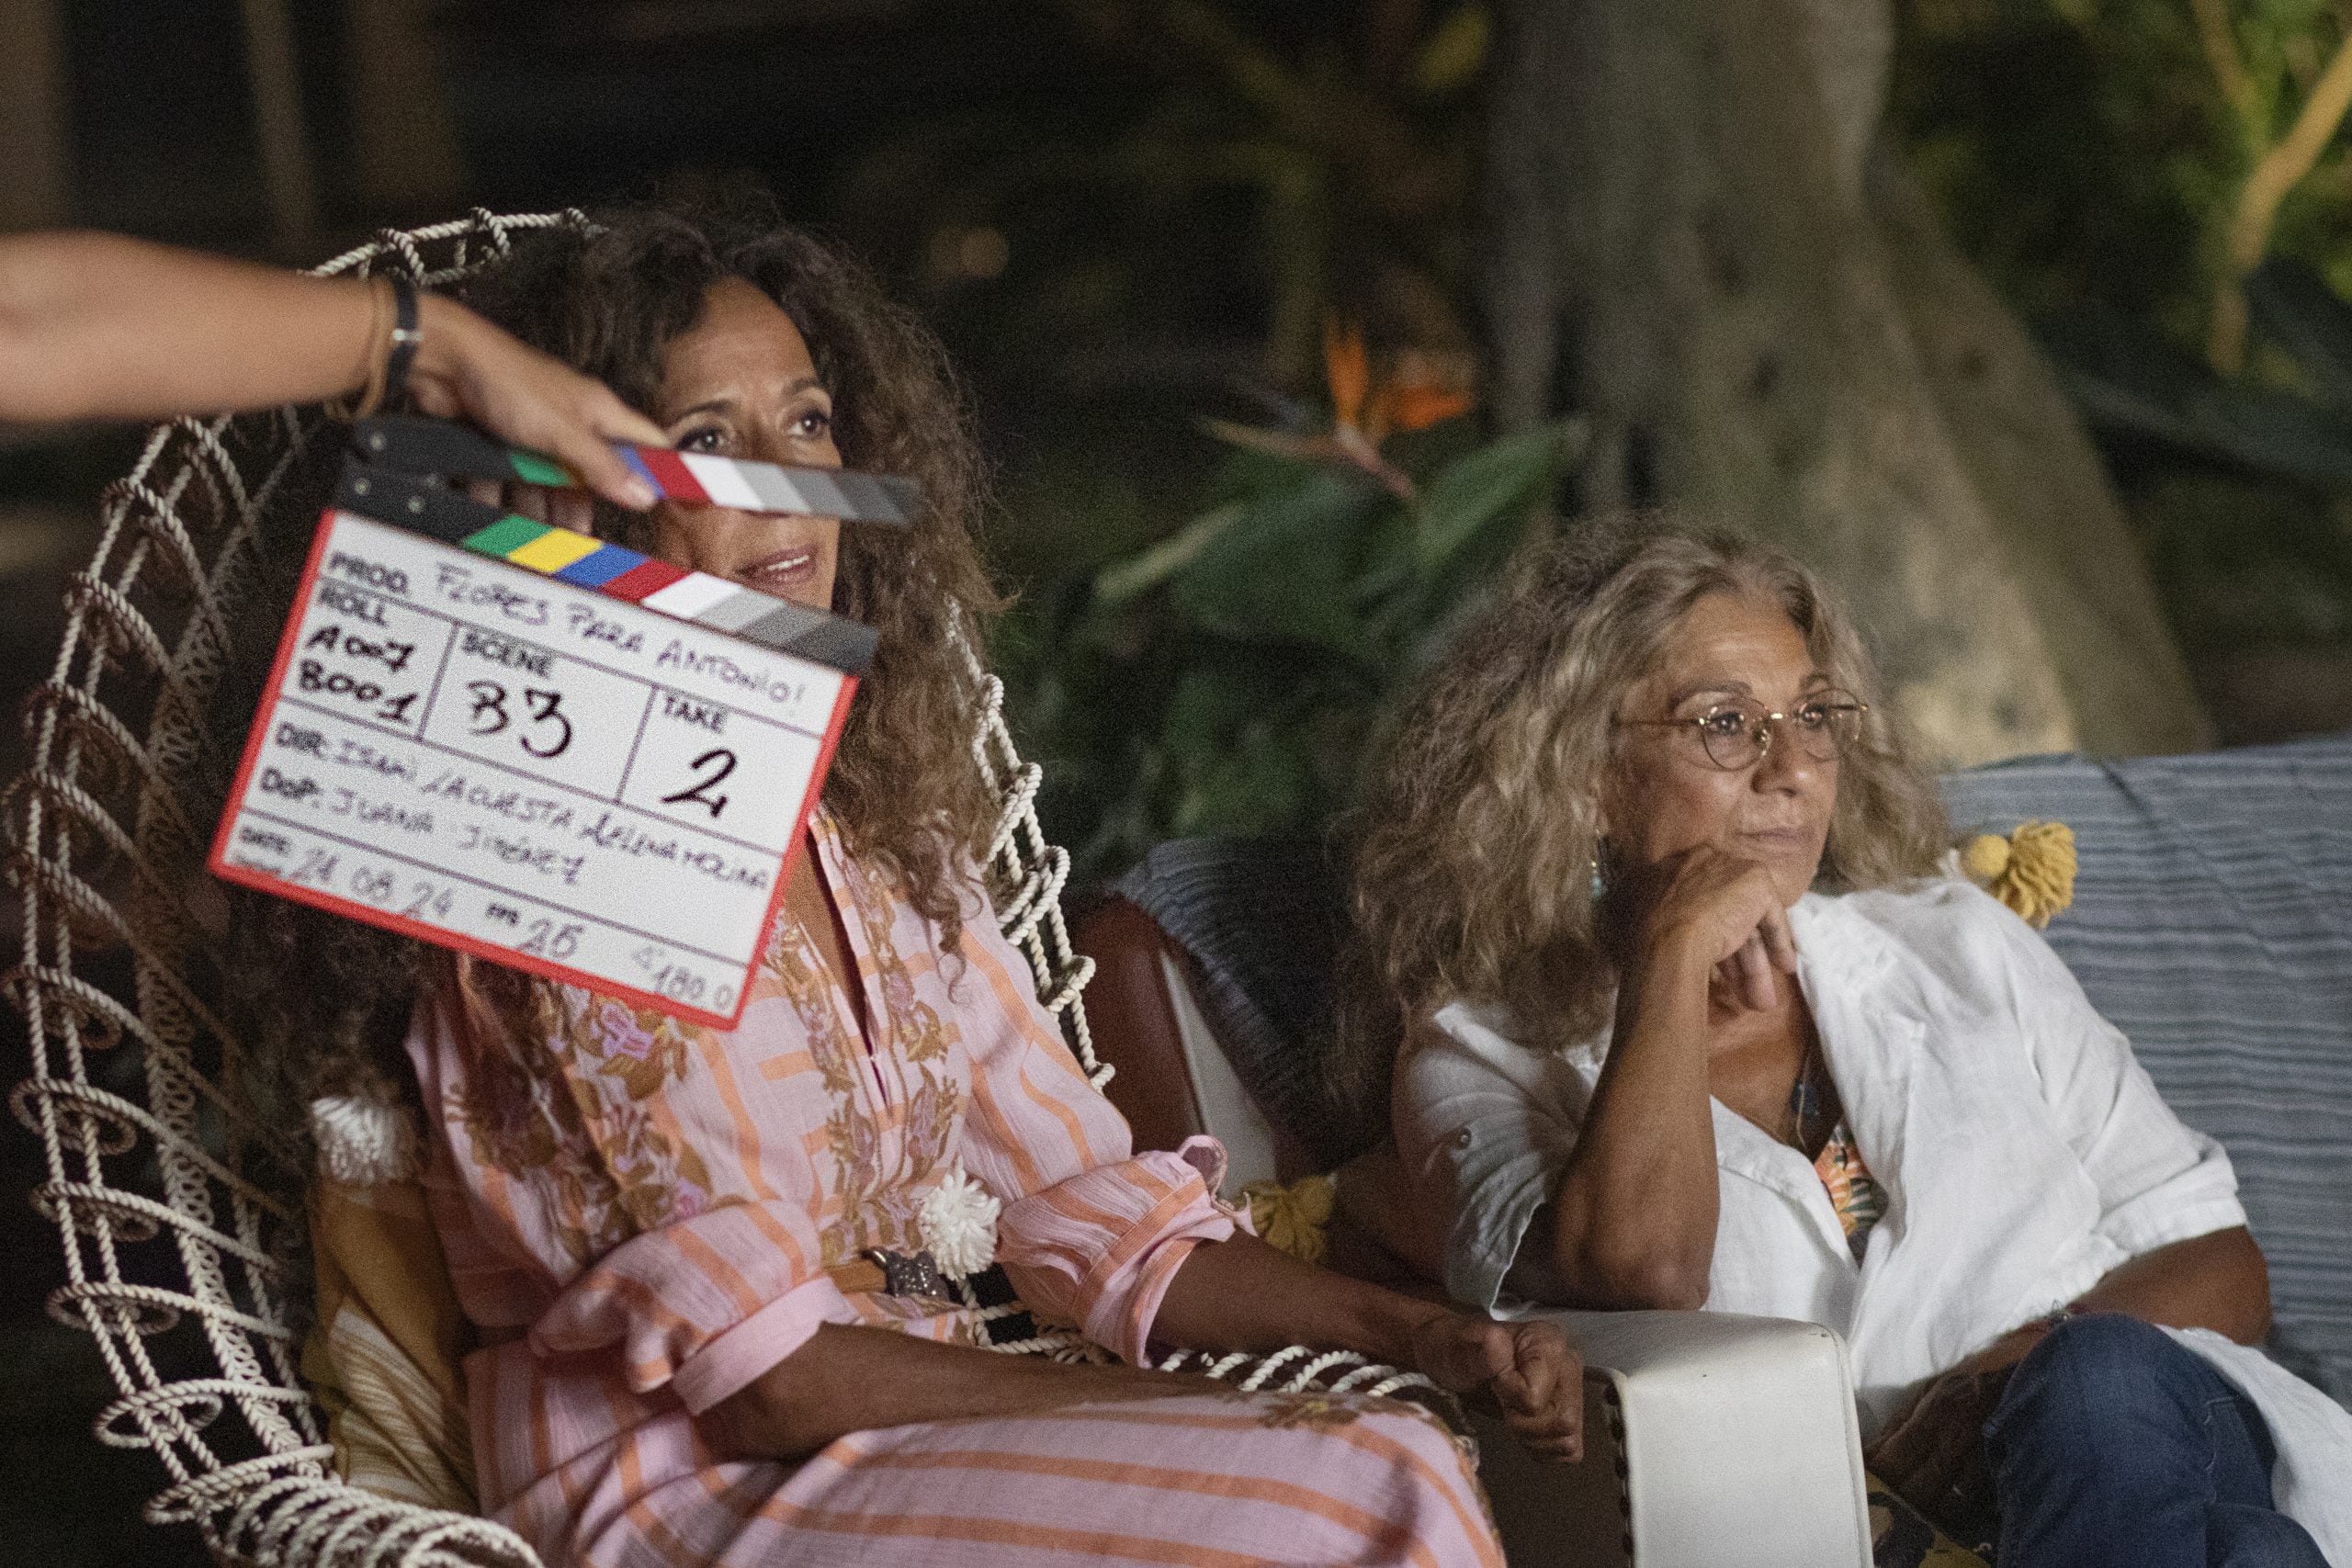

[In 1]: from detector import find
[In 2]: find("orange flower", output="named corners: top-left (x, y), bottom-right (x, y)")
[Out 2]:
top-left (1200, 318), bottom-right (1476, 500)
top-left (1327, 322), bottom-right (1475, 444)
top-left (1383, 381), bottom-right (1476, 435)
top-left (1324, 320), bottom-right (1372, 433)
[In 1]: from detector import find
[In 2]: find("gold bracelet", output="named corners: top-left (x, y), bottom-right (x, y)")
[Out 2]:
top-left (324, 276), bottom-right (393, 421)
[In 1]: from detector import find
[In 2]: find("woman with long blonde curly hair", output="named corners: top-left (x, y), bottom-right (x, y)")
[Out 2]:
top-left (1342, 519), bottom-right (2347, 1566)
top-left (218, 193), bottom-right (1578, 1568)
top-left (1340, 519), bottom-right (1945, 1105)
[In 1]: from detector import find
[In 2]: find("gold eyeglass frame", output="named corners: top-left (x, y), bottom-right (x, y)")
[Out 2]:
top-left (1619, 693), bottom-right (1870, 772)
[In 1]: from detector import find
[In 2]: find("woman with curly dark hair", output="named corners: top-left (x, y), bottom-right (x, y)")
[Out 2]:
top-left (227, 196), bottom-right (1577, 1568)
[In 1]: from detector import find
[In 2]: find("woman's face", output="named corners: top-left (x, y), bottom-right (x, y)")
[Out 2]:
top-left (647, 277), bottom-right (842, 611)
top-left (1601, 590), bottom-right (1839, 907)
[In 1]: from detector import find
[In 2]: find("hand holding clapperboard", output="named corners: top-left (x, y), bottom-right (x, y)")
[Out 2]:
top-left (207, 416), bottom-right (916, 1027)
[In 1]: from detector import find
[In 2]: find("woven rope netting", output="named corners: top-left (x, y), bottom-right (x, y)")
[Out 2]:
top-left (6, 211), bottom-right (1446, 1568)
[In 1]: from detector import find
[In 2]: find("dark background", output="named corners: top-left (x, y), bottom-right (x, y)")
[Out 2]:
top-left (6, 2), bottom-right (2352, 1560)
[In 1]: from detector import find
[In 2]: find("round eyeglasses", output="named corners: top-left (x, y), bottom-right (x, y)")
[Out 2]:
top-left (1621, 692), bottom-right (1868, 772)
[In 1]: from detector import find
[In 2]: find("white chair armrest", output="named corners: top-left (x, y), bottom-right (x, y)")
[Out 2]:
top-left (1159, 948), bottom-right (1283, 1187)
top-left (1471, 1310), bottom-right (1871, 1568)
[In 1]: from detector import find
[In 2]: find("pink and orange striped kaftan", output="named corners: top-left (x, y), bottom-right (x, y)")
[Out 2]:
top-left (406, 810), bottom-right (1499, 1566)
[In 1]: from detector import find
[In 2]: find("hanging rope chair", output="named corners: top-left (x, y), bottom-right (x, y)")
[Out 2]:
top-left (7, 210), bottom-right (1450, 1568)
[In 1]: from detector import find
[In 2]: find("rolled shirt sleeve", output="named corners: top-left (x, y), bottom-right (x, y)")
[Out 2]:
top-left (996, 1135), bottom-right (1246, 1365)
top-left (1393, 1002), bottom-right (1589, 1313)
top-left (529, 1201), bottom-right (864, 1415)
top-left (942, 883), bottom-right (1246, 1362)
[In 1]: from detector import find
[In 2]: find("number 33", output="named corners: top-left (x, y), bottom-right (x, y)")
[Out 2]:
top-left (466, 681), bottom-right (573, 759)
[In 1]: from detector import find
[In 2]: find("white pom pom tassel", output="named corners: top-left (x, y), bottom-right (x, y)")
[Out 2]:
top-left (310, 1093), bottom-right (419, 1187)
top-left (919, 1163), bottom-right (1000, 1280)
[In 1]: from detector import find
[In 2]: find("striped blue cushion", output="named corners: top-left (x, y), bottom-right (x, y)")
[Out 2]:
top-left (1943, 734), bottom-right (2352, 1406)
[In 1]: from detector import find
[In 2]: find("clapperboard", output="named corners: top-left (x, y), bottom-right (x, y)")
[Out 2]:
top-left (208, 417), bottom-right (916, 1028)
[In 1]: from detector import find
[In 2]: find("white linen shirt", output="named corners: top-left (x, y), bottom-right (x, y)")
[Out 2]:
top-left (1396, 878), bottom-right (2352, 1558)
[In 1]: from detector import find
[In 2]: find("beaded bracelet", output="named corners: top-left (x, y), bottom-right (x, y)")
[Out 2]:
top-left (324, 277), bottom-right (389, 421)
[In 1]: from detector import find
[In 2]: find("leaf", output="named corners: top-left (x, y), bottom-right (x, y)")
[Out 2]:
top-left (1412, 3), bottom-right (1490, 100)
top-left (1154, 664), bottom-right (1320, 835)
top-left (2245, 255), bottom-right (2352, 414)
top-left (1183, 728), bottom-right (1318, 836)
top-left (2041, 317), bottom-right (2352, 488)
top-left (1414, 421), bottom-right (1579, 573)
top-left (1161, 671), bottom-right (1340, 839)
top-left (1172, 467), bottom-right (1390, 661)
top-left (1158, 665), bottom-right (1254, 760)
top-left (1094, 502), bottom-right (1244, 604)
top-left (1351, 505), bottom-right (1423, 608)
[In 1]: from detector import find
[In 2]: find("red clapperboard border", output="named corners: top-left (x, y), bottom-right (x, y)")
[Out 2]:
top-left (206, 492), bottom-right (861, 1030)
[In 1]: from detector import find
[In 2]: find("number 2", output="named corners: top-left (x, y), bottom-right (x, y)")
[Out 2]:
top-left (659, 748), bottom-right (736, 818)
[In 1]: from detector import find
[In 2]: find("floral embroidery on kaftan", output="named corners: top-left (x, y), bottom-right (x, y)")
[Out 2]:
top-left (406, 807), bottom-right (1503, 1567)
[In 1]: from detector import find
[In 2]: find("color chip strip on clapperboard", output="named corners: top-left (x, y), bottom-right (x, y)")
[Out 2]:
top-left (458, 513), bottom-right (870, 662)
top-left (207, 420), bottom-right (914, 1028)
top-left (340, 423), bottom-right (881, 673)
top-left (355, 414), bottom-right (918, 526)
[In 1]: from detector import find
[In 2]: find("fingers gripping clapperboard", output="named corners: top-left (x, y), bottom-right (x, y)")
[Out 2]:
top-left (208, 416), bottom-right (916, 1028)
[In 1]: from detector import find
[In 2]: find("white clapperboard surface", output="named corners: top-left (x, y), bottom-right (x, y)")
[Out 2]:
top-left (209, 436), bottom-right (902, 1029)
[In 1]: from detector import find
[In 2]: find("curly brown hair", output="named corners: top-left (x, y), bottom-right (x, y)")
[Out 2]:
top-left (1333, 516), bottom-right (1950, 1118)
top-left (220, 193), bottom-right (1002, 1200)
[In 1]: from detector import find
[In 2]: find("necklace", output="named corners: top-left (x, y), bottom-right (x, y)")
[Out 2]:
top-left (1785, 1031), bottom-right (1829, 1152)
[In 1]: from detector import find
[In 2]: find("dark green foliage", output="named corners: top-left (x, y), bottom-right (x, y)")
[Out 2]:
top-left (999, 415), bottom-right (1577, 880)
top-left (1894, 0), bottom-right (2352, 694)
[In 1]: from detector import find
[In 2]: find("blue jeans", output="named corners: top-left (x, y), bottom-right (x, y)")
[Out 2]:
top-left (1984, 1313), bottom-right (2327, 1568)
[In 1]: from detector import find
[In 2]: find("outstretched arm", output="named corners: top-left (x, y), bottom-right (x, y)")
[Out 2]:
top-left (705, 1240), bottom-right (1586, 1464)
top-left (1156, 1227), bottom-right (1584, 1461)
top-left (928, 892), bottom-right (1582, 1461)
top-left (702, 1235), bottom-right (1585, 1464)
top-left (704, 1324), bottom-right (1216, 1461)
top-left (0, 231), bottom-right (666, 507)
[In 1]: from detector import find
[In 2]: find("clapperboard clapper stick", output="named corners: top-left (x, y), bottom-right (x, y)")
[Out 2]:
top-left (204, 420), bottom-right (919, 1027)
top-left (353, 413), bottom-right (918, 526)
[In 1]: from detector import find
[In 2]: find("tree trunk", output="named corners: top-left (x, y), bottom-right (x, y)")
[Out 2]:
top-left (0, 0), bottom-right (71, 231)
top-left (1480, 0), bottom-right (2209, 764)
top-left (237, 0), bottom-right (321, 255)
top-left (1865, 146), bottom-right (2211, 757)
top-left (345, 0), bottom-right (467, 220)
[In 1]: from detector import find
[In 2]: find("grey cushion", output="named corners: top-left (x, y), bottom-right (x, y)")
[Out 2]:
top-left (1109, 837), bottom-right (1357, 1169)
top-left (1112, 732), bottom-right (2352, 1405)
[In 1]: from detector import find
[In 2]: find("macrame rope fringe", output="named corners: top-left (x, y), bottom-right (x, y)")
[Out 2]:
top-left (7, 212), bottom-right (588, 1567)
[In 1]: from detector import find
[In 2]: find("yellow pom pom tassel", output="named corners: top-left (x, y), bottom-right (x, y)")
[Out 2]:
top-left (1960, 819), bottom-right (2076, 929)
top-left (1241, 1173), bottom-right (1335, 1267)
